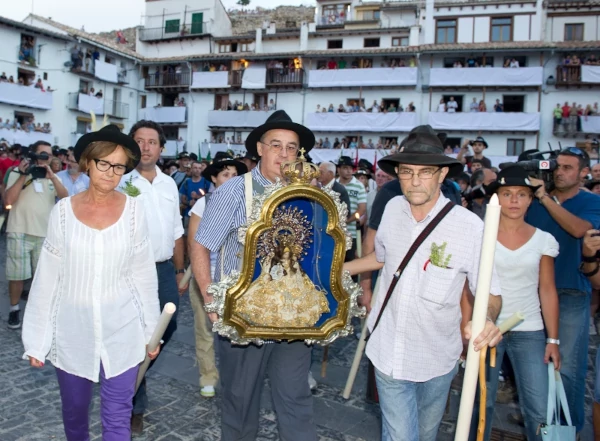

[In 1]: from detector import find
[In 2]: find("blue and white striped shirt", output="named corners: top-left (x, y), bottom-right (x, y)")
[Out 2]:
top-left (195, 165), bottom-right (272, 282)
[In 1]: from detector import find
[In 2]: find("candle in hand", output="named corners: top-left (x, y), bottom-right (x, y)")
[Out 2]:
top-left (355, 213), bottom-right (362, 258)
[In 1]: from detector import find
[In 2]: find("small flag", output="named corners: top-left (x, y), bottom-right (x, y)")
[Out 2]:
top-left (207, 144), bottom-right (212, 162)
top-left (198, 142), bottom-right (203, 161)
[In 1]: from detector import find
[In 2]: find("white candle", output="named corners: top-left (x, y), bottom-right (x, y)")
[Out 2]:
top-left (454, 193), bottom-right (501, 441)
top-left (355, 213), bottom-right (362, 258)
top-left (135, 302), bottom-right (177, 392)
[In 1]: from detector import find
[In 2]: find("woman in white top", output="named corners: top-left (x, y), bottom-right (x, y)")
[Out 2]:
top-left (22, 125), bottom-right (161, 441)
top-left (187, 152), bottom-right (247, 398)
top-left (437, 98), bottom-right (446, 112)
top-left (469, 165), bottom-right (561, 441)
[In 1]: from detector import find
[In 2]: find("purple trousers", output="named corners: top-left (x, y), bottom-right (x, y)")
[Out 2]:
top-left (56, 363), bottom-right (139, 441)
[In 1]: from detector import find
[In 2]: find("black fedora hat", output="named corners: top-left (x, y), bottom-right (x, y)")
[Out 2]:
top-left (245, 110), bottom-right (316, 156)
top-left (485, 165), bottom-right (542, 194)
top-left (177, 151), bottom-right (190, 160)
top-left (243, 152), bottom-right (260, 163)
top-left (337, 156), bottom-right (354, 168)
top-left (74, 124), bottom-right (141, 169)
top-left (354, 169), bottom-right (372, 178)
top-left (378, 125), bottom-right (463, 178)
top-left (358, 158), bottom-right (374, 171)
top-left (202, 151), bottom-right (248, 180)
top-left (471, 136), bottom-right (488, 149)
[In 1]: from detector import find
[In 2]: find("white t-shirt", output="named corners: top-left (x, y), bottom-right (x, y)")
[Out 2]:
top-left (447, 100), bottom-right (458, 113)
top-left (495, 229), bottom-right (559, 332)
top-left (189, 197), bottom-right (217, 277)
top-left (437, 103), bottom-right (446, 112)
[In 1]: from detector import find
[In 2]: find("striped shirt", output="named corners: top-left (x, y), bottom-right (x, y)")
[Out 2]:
top-left (337, 176), bottom-right (367, 238)
top-left (196, 166), bottom-right (271, 282)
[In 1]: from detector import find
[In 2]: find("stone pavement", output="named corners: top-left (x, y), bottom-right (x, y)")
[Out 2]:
top-left (0, 236), bottom-right (596, 440)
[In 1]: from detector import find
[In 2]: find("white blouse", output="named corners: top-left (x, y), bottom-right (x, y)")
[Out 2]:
top-left (22, 196), bottom-right (160, 382)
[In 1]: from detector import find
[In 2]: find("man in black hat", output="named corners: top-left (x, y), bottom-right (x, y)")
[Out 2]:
top-left (345, 125), bottom-right (502, 441)
top-left (241, 151), bottom-right (259, 171)
top-left (193, 110), bottom-right (318, 441)
top-left (457, 137), bottom-right (492, 172)
top-left (172, 151), bottom-right (191, 188)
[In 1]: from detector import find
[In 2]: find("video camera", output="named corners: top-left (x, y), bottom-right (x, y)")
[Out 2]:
top-left (21, 150), bottom-right (49, 180)
top-left (498, 148), bottom-right (558, 187)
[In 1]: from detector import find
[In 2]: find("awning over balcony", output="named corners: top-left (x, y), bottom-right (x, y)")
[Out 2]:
top-left (95, 60), bottom-right (118, 83)
top-left (428, 112), bottom-right (540, 132)
top-left (429, 67), bottom-right (543, 87)
top-left (208, 110), bottom-right (274, 128)
top-left (191, 71), bottom-right (230, 89)
top-left (581, 66), bottom-right (600, 84)
top-left (306, 112), bottom-right (419, 132)
top-left (0, 128), bottom-right (53, 146)
top-left (308, 68), bottom-right (418, 88)
top-left (582, 116), bottom-right (600, 133)
top-left (241, 65), bottom-right (267, 89)
top-left (0, 82), bottom-right (52, 110)
top-left (77, 93), bottom-right (104, 115)
top-left (139, 107), bottom-right (187, 124)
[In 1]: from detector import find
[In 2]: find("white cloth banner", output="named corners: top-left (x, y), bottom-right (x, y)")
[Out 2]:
top-left (192, 71), bottom-right (230, 89)
top-left (428, 112), bottom-right (540, 131)
top-left (164, 140), bottom-right (186, 157)
top-left (308, 67), bottom-right (418, 88)
top-left (95, 60), bottom-right (118, 83)
top-left (0, 82), bottom-right (52, 110)
top-left (582, 116), bottom-right (600, 133)
top-left (581, 66), bottom-right (600, 84)
top-left (0, 128), bottom-right (53, 146)
top-left (139, 107), bottom-right (187, 123)
top-left (78, 93), bottom-right (104, 115)
top-left (241, 65), bottom-right (266, 89)
top-left (429, 67), bottom-right (543, 87)
top-left (208, 110), bottom-right (274, 128)
top-left (307, 112), bottom-right (419, 132)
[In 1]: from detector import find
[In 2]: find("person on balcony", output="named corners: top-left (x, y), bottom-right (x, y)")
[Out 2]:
top-left (494, 99), bottom-right (504, 112)
top-left (95, 90), bottom-right (103, 98)
top-left (470, 98), bottom-right (479, 112)
top-left (447, 97), bottom-right (458, 113)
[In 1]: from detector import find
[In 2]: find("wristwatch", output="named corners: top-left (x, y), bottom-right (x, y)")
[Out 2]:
top-left (546, 338), bottom-right (560, 345)
top-left (579, 261), bottom-right (600, 277)
top-left (175, 269), bottom-right (185, 275)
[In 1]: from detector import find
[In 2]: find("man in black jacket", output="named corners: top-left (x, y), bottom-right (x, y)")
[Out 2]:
top-left (318, 161), bottom-right (351, 212)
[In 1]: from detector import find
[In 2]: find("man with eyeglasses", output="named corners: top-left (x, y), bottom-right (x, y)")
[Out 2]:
top-left (526, 147), bottom-right (600, 435)
top-left (194, 110), bottom-right (319, 441)
top-left (120, 120), bottom-right (186, 435)
top-left (3, 140), bottom-right (68, 329)
top-left (56, 151), bottom-right (90, 195)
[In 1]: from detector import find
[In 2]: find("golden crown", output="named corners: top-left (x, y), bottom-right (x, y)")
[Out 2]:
top-left (281, 147), bottom-right (320, 185)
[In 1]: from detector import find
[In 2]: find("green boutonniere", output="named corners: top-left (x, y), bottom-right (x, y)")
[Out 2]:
top-left (429, 241), bottom-right (452, 269)
top-left (122, 176), bottom-right (141, 197)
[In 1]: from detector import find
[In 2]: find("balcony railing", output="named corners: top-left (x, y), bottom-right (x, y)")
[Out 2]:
top-left (68, 92), bottom-right (104, 115)
top-left (229, 70), bottom-right (243, 87)
top-left (553, 115), bottom-right (600, 136)
top-left (0, 81), bottom-right (52, 110)
top-left (266, 68), bottom-right (304, 86)
top-left (139, 106), bottom-right (187, 124)
top-left (308, 67), bottom-right (417, 88)
top-left (318, 13), bottom-right (347, 26)
top-left (428, 112), bottom-right (540, 132)
top-left (554, 65), bottom-right (600, 87)
top-left (106, 99), bottom-right (129, 119)
top-left (145, 72), bottom-right (191, 89)
top-left (139, 23), bottom-right (211, 42)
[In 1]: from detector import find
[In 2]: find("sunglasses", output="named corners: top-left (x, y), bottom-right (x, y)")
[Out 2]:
top-left (561, 147), bottom-right (587, 157)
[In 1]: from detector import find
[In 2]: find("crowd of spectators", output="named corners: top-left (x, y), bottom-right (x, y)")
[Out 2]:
top-left (0, 73), bottom-right (53, 92)
top-left (559, 53), bottom-right (600, 82)
top-left (553, 101), bottom-right (600, 135)
top-left (200, 63), bottom-right (229, 72)
top-left (18, 35), bottom-right (36, 66)
top-left (0, 116), bottom-right (52, 133)
top-left (215, 99), bottom-right (277, 111)
top-left (315, 99), bottom-right (416, 114)
top-left (318, 57), bottom-right (417, 70)
top-left (314, 136), bottom-right (400, 150)
top-left (436, 97), bottom-right (504, 113)
top-left (70, 46), bottom-right (100, 74)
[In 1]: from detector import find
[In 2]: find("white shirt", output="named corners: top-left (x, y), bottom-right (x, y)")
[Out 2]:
top-left (120, 166), bottom-right (184, 262)
top-left (447, 100), bottom-right (458, 113)
top-left (22, 197), bottom-right (160, 381)
top-left (495, 229), bottom-right (559, 332)
top-left (437, 103), bottom-right (446, 112)
top-left (190, 196), bottom-right (217, 277)
top-left (366, 194), bottom-right (501, 382)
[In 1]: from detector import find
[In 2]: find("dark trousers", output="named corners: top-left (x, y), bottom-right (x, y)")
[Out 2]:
top-left (218, 337), bottom-right (317, 441)
top-left (132, 260), bottom-right (179, 414)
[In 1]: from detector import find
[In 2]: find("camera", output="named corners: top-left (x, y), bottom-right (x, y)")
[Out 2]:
top-left (498, 149), bottom-right (558, 187)
top-left (23, 151), bottom-right (49, 179)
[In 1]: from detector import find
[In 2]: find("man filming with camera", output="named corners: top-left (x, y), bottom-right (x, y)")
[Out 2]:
top-left (526, 147), bottom-right (600, 435)
top-left (3, 140), bottom-right (68, 329)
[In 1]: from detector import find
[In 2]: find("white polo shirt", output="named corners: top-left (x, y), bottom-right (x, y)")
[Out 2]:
top-left (120, 166), bottom-right (184, 262)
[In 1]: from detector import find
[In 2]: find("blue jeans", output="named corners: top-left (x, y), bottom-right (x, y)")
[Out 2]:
top-left (557, 288), bottom-right (590, 432)
top-left (375, 364), bottom-right (458, 441)
top-left (132, 260), bottom-right (179, 415)
top-left (469, 330), bottom-right (548, 441)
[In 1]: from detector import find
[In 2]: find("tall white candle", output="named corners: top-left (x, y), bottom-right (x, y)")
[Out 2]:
top-left (355, 213), bottom-right (362, 258)
top-left (454, 193), bottom-right (501, 441)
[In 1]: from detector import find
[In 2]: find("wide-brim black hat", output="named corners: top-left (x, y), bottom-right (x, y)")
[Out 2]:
top-left (355, 169), bottom-right (372, 178)
top-left (74, 124), bottom-right (141, 169)
top-left (243, 152), bottom-right (260, 163)
top-left (337, 156), bottom-right (354, 167)
top-left (378, 125), bottom-right (463, 178)
top-left (202, 151), bottom-right (248, 180)
top-left (485, 165), bottom-right (542, 194)
top-left (358, 158), bottom-right (374, 171)
top-left (472, 136), bottom-right (488, 149)
top-left (245, 110), bottom-right (315, 156)
top-left (584, 179), bottom-right (600, 191)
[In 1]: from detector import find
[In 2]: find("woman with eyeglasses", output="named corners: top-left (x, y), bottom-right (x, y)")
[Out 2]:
top-left (22, 125), bottom-right (161, 441)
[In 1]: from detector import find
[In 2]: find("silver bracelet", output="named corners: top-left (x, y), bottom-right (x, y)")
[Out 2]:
top-left (546, 338), bottom-right (560, 345)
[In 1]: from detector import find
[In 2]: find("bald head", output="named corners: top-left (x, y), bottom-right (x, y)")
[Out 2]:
top-left (592, 163), bottom-right (600, 180)
top-left (318, 161), bottom-right (336, 186)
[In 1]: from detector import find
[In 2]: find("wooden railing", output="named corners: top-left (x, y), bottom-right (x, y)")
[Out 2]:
top-left (229, 70), bottom-right (243, 87)
top-left (556, 65), bottom-right (582, 86)
top-left (266, 68), bottom-right (304, 86)
top-left (144, 72), bottom-right (191, 88)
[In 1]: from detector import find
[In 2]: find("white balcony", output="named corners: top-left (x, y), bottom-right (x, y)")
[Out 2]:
top-left (0, 82), bottom-right (53, 110)
top-left (208, 110), bottom-right (274, 128)
top-left (139, 106), bottom-right (187, 124)
top-left (308, 67), bottom-right (418, 88)
top-left (95, 60), bottom-right (119, 83)
top-left (582, 66), bottom-right (600, 84)
top-left (191, 71), bottom-right (230, 89)
top-left (69, 93), bottom-right (104, 115)
top-left (429, 67), bottom-right (543, 87)
top-left (428, 112), bottom-right (540, 132)
top-left (306, 112), bottom-right (419, 132)
top-left (582, 116), bottom-right (600, 134)
top-left (0, 128), bottom-right (53, 145)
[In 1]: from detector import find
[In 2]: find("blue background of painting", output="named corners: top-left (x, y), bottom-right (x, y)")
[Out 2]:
top-left (252, 197), bottom-right (338, 326)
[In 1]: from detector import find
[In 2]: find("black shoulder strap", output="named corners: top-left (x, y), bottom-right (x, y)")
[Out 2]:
top-left (366, 202), bottom-right (455, 341)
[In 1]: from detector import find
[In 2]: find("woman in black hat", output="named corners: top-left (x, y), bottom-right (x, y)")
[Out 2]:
top-left (470, 165), bottom-right (561, 441)
top-left (22, 125), bottom-right (161, 441)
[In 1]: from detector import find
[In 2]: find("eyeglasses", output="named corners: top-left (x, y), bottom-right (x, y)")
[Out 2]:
top-left (397, 168), bottom-right (441, 180)
top-left (93, 158), bottom-right (128, 176)
top-left (259, 141), bottom-right (299, 154)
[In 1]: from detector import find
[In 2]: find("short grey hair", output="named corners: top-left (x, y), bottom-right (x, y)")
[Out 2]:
top-left (320, 161), bottom-right (336, 174)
